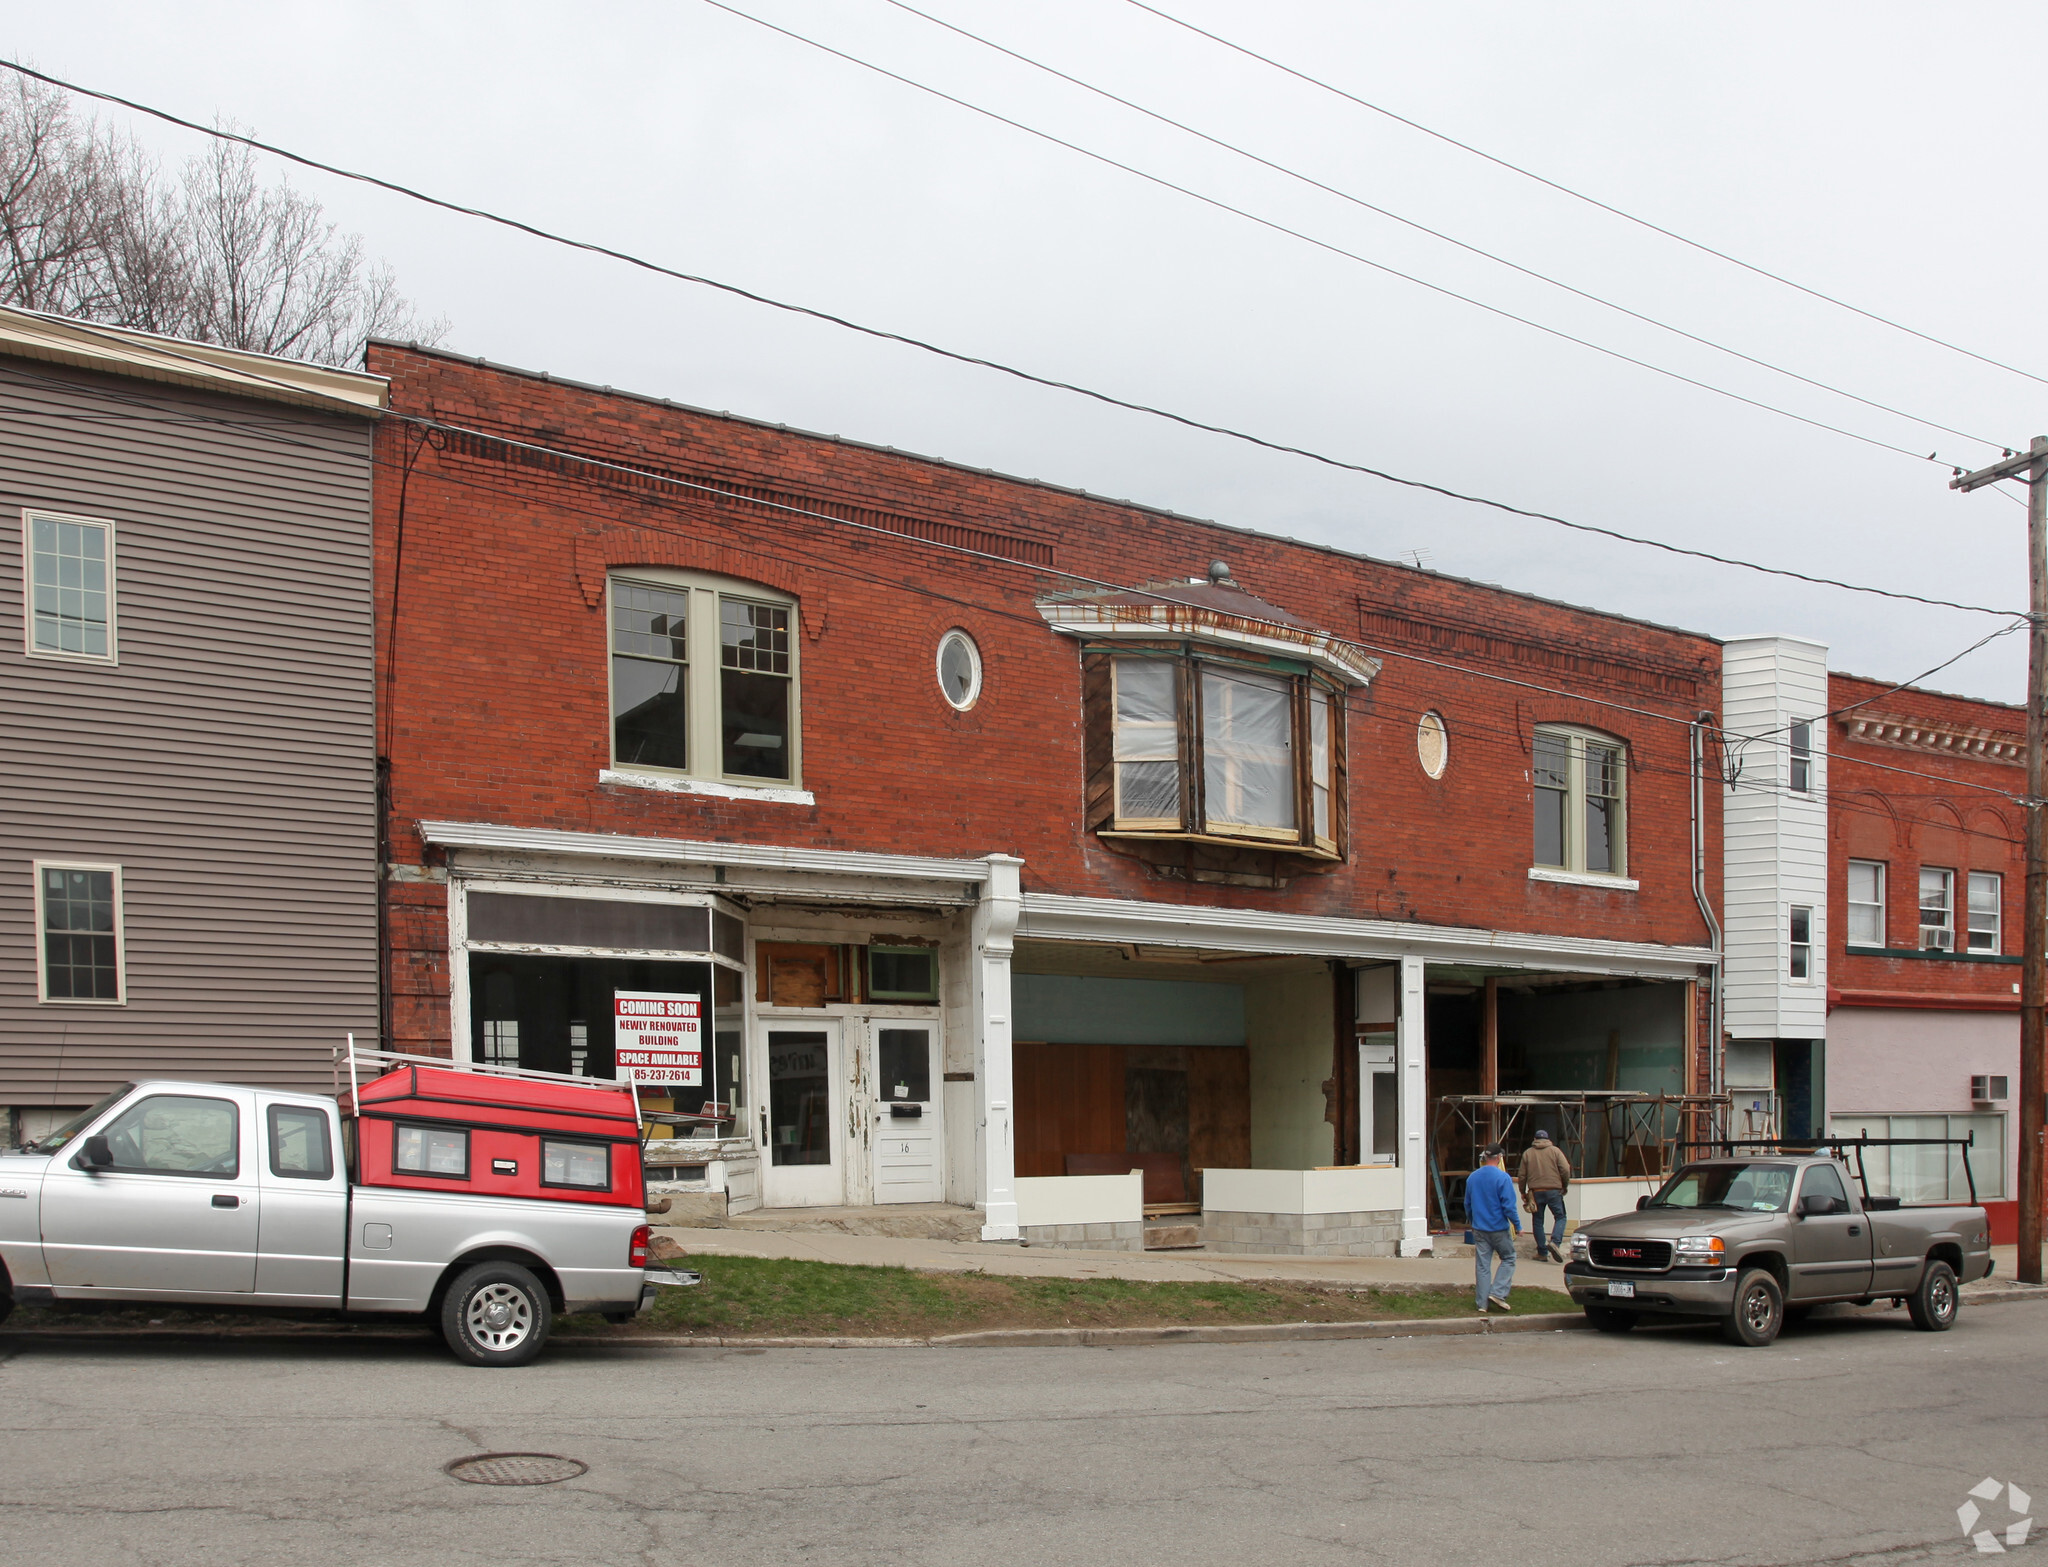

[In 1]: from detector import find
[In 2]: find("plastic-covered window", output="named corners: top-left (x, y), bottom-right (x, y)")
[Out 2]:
top-left (1200, 666), bottom-right (1294, 833)
top-left (1112, 659), bottom-right (1180, 825)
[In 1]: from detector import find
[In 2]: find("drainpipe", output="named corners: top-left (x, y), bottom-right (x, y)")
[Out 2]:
top-left (1690, 715), bottom-right (1725, 1114)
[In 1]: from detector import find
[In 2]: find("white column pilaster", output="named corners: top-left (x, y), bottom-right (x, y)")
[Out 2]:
top-left (973, 854), bottom-right (1024, 1239)
top-left (1396, 954), bottom-right (1431, 1255)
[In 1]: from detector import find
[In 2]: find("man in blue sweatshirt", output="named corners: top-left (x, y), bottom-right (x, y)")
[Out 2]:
top-left (1466, 1145), bottom-right (1522, 1312)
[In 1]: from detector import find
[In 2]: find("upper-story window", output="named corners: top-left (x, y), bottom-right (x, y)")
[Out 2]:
top-left (1532, 726), bottom-right (1627, 878)
top-left (1041, 564), bottom-right (1377, 862)
top-left (23, 510), bottom-right (117, 663)
top-left (608, 572), bottom-right (799, 788)
top-left (1788, 905), bottom-right (1814, 980)
top-left (1918, 867), bottom-right (1954, 952)
top-left (1104, 653), bottom-right (1342, 854)
top-left (1846, 859), bottom-right (1886, 948)
top-left (1967, 871), bottom-right (2002, 953)
top-left (1788, 721), bottom-right (1813, 793)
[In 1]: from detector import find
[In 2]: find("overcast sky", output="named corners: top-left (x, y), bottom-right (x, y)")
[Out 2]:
top-left (12, 2), bottom-right (2042, 704)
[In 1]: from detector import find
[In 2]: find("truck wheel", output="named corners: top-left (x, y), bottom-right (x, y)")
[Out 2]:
top-left (1584, 1305), bottom-right (1637, 1333)
top-left (1906, 1260), bottom-right (1958, 1333)
top-left (1722, 1268), bottom-right (1783, 1347)
top-left (0, 1293), bottom-right (12, 1328)
top-left (441, 1262), bottom-right (552, 1367)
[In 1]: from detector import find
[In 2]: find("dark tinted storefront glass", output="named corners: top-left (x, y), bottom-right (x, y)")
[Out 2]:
top-left (467, 893), bottom-right (709, 953)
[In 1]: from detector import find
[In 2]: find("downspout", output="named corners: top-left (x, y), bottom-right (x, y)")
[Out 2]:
top-left (1690, 714), bottom-right (1725, 1112)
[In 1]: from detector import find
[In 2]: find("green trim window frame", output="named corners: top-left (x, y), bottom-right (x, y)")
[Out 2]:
top-left (1532, 726), bottom-right (1628, 878)
top-left (33, 860), bottom-right (125, 1004)
top-left (608, 571), bottom-right (800, 788)
top-left (1104, 649), bottom-right (1343, 856)
top-left (867, 945), bottom-right (939, 1002)
top-left (23, 508), bottom-right (117, 664)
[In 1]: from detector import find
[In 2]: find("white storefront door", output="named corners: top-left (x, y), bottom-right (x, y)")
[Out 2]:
top-left (869, 1023), bottom-right (943, 1204)
top-left (761, 1022), bottom-right (845, 1207)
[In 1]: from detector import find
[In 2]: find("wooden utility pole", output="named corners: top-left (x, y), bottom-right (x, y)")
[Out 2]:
top-left (1952, 436), bottom-right (2045, 1285)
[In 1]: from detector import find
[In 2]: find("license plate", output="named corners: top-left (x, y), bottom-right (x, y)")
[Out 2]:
top-left (1606, 1280), bottom-right (1636, 1299)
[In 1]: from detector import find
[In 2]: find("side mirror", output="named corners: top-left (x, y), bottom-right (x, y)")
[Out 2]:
top-left (1635, 1196), bottom-right (1648, 1210)
top-left (1797, 1193), bottom-right (1839, 1217)
top-left (79, 1134), bottom-right (113, 1170)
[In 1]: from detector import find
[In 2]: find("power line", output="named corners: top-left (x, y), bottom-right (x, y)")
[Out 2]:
top-left (878, 0), bottom-right (2005, 456)
top-left (1, 61), bottom-right (2019, 621)
top-left (1123, 0), bottom-right (2048, 391)
top-left (373, 418), bottom-right (2026, 841)
top-left (702, 0), bottom-right (1974, 469)
top-left (382, 401), bottom-right (2027, 803)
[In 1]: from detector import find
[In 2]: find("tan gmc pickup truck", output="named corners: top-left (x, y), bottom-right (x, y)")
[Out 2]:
top-left (1562, 1141), bottom-right (1994, 1347)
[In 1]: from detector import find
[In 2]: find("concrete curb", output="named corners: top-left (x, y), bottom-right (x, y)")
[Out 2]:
top-left (6, 1290), bottom-right (2038, 1352)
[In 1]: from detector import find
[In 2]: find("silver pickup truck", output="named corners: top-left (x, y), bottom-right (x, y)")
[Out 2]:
top-left (1563, 1141), bottom-right (1994, 1347)
top-left (0, 1071), bottom-right (659, 1366)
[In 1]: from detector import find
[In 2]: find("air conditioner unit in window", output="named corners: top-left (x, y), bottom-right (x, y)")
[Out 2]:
top-left (1919, 927), bottom-right (1954, 952)
top-left (1970, 1074), bottom-right (2009, 1104)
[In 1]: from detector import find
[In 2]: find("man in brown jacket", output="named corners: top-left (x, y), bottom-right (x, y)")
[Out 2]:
top-left (1518, 1129), bottom-right (1572, 1262)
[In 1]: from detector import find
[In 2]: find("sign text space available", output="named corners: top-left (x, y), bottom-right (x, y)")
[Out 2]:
top-left (614, 990), bottom-right (702, 1085)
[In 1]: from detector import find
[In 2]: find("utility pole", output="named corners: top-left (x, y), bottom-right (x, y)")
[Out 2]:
top-left (1952, 435), bottom-right (2045, 1285)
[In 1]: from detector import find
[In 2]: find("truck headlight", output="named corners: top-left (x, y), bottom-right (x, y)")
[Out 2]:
top-left (1674, 1235), bottom-right (1725, 1264)
top-left (1568, 1233), bottom-right (1590, 1262)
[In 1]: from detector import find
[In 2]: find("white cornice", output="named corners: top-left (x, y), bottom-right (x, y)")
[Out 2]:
top-left (1037, 598), bottom-right (1380, 686)
top-left (417, 820), bottom-right (996, 883)
top-left (1838, 714), bottom-right (2022, 765)
top-left (1017, 892), bottom-right (1716, 978)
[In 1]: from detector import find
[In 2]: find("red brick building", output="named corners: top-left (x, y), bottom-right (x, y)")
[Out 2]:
top-left (1825, 673), bottom-right (2026, 1239)
top-left (370, 343), bottom-right (1723, 1250)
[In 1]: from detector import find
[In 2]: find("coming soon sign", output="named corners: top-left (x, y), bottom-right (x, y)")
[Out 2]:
top-left (613, 990), bottom-right (702, 1085)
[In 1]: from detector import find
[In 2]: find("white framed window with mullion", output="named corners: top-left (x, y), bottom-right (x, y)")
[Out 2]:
top-left (32, 861), bottom-right (126, 1004)
top-left (1967, 871), bottom-right (2002, 953)
top-left (1846, 859), bottom-right (1886, 949)
top-left (608, 571), bottom-right (800, 789)
top-left (1532, 725), bottom-right (1628, 879)
top-left (22, 509), bottom-right (117, 664)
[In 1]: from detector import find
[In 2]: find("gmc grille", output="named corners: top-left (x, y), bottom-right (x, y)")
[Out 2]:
top-left (1590, 1238), bottom-right (1673, 1271)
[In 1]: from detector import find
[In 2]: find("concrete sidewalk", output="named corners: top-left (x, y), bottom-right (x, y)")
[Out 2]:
top-left (653, 1224), bottom-right (2048, 1298)
top-left (653, 1226), bottom-right (1565, 1288)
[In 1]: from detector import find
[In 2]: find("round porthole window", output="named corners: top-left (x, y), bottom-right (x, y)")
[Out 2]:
top-left (1417, 710), bottom-right (1449, 778)
top-left (937, 629), bottom-right (982, 710)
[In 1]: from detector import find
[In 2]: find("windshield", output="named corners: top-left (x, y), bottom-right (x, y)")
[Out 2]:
top-left (1648, 1162), bottom-right (1795, 1214)
top-left (24, 1086), bottom-right (133, 1153)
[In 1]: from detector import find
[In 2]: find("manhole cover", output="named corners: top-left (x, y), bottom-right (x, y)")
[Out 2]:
top-left (445, 1453), bottom-right (588, 1487)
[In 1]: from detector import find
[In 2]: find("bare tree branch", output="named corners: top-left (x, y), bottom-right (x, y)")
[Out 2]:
top-left (0, 81), bottom-right (445, 365)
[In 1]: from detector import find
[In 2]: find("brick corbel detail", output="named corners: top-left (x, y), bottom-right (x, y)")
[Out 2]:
top-left (574, 530), bottom-right (830, 640)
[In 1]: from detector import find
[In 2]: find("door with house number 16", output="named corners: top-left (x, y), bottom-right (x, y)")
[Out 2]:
top-left (870, 1024), bottom-right (942, 1204)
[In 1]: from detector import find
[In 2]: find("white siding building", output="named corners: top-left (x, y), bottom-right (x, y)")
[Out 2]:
top-left (1720, 635), bottom-right (1829, 1136)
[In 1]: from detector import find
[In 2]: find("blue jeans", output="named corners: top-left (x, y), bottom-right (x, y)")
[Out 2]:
top-left (1474, 1227), bottom-right (1518, 1306)
top-left (1530, 1190), bottom-right (1567, 1255)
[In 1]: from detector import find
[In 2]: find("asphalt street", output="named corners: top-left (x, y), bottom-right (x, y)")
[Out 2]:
top-left (1, 1302), bottom-right (2041, 1567)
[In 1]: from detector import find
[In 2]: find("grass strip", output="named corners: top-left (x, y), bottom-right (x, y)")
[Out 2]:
top-left (589, 1255), bottom-right (1579, 1338)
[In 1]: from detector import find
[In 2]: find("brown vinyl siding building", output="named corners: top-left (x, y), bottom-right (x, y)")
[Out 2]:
top-left (0, 308), bottom-right (386, 1141)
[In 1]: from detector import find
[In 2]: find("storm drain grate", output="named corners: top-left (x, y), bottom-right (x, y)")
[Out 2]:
top-left (446, 1453), bottom-right (588, 1487)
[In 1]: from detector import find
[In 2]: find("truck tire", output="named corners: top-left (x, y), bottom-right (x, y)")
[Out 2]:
top-left (1722, 1268), bottom-right (1783, 1347)
top-left (441, 1262), bottom-right (552, 1367)
top-left (1906, 1260), bottom-right (1958, 1333)
top-left (0, 1292), bottom-right (11, 1328)
top-left (1584, 1305), bottom-right (1638, 1333)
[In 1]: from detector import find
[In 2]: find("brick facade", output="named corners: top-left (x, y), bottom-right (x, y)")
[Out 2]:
top-left (368, 345), bottom-right (1723, 1058)
top-left (1827, 673), bottom-right (2025, 1012)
